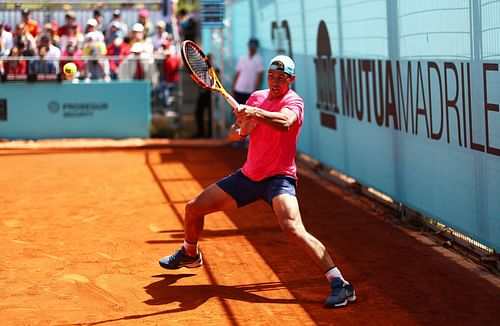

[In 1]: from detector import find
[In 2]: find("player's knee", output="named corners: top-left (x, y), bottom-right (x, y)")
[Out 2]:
top-left (281, 222), bottom-right (304, 240)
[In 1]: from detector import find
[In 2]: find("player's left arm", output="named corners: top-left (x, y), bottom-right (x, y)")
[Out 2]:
top-left (236, 105), bottom-right (298, 131)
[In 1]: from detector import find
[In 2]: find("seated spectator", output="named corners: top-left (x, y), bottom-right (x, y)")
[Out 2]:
top-left (137, 8), bottom-right (153, 38)
top-left (60, 39), bottom-right (83, 80)
top-left (105, 9), bottom-right (128, 41)
top-left (93, 9), bottom-right (104, 33)
top-left (58, 11), bottom-right (82, 37)
top-left (0, 21), bottom-right (14, 57)
top-left (105, 21), bottom-right (124, 47)
top-left (84, 19), bottom-right (104, 43)
top-left (21, 8), bottom-right (39, 38)
top-left (129, 23), bottom-right (153, 56)
top-left (106, 36), bottom-right (130, 80)
top-left (3, 45), bottom-right (27, 77)
top-left (39, 34), bottom-right (61, 73)
top-left (40, 21), bottom-right (60, 49)
top-left (117, 42), bottom-right (155, 81)
top-left (151, 20), bottom-right (168, 53)
top-left (14, 23), bottom-right (36, 57)
top-left (28, 45), bottom-right (57, 75)
top-left (60, 23), bottom-right (83, 50)
top-left (82, 32), bottom-right (109, 81)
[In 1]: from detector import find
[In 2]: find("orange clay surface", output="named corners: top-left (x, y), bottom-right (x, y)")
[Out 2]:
top-left (1, 140), bottom-right (499, 326)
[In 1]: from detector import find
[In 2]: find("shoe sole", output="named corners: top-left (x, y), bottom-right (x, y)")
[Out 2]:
top-left (325, 290), bottom-right (356, 309)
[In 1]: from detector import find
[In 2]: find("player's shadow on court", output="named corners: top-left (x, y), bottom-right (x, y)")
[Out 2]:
top-left (83, 273), bottom-right (315, 325)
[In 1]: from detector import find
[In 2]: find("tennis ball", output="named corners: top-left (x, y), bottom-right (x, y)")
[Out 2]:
top-left (63, 62), bottom-right (77, 77)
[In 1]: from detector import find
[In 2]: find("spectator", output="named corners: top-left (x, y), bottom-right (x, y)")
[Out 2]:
top-left (151, 20), bottom-right (168, 53)
top-left (2, 45), bottom-right (27, 77)
top-left (153, 42), bottom-right (180, 109)
top-left (82, 31), bottom-right (109, 81)
top-left (177, 8), bottom-right (197, 41)
top-left (105, 9), bottom-right (128, 39)
top-left (0, 21), bottom-right (14, 57)
top-left (40, 22), bottom-right (60, 49)
top-left (21, 8), bottom-right (39, 38)
top-left (58, 11), bottom-right (81, 37)
top-left (130, 23), bottom-right (153, 56)
top-left (38, 35), bottom-right (61, 73)
top-left (118, 42), bottom-right (155, 81)
top-left (60, 24), bottom-right (83, 50)
top-left (93, 9), bottom-right (104, 33)
top-left (28, 45), bottom-right (57, 75)
top-left (232, 37), bottom-right (263, 104)
top-left (104, 21), bottom-right (123, 46)
top-left (137, 8), bottom-right (153, 38)
top-left (106, 36), bottom-right (130, 80)
top-left (60, 39), bottom-right (83, 79)
top-left (14, 23), bottom-right (36, 57)
top-left (85, 19), bottom-right (104, 42)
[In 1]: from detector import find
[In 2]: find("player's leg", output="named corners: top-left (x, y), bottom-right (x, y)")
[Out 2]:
top-left (272, 193), bottom-right (356, 308)
top-left (159, 183), bottom-right (237, 269)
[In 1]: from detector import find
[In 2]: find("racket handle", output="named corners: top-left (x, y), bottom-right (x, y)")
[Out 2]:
top-left (225, 93), bottom-right (241, 112)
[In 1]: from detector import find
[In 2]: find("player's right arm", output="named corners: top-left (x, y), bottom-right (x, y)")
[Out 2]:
top-left (228, 118), bottom-right (256, 141)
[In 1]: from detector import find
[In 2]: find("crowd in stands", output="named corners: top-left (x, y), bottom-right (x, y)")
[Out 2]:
top-left (0, 7), bottom-right (196, 100)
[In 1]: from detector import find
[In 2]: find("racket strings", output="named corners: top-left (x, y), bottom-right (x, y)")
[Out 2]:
top-left (185, 45), bottom-right (212, 87)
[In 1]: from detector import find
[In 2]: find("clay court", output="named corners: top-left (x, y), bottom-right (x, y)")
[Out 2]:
top-left (1, 140), bottom-right (499, 326)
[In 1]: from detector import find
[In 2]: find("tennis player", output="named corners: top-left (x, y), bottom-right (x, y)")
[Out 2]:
top-left (159, 55), bottom-right (356, 308)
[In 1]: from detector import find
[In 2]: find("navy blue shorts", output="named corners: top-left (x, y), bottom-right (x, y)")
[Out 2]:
top-left (216, 170), bottom-right (297, 207)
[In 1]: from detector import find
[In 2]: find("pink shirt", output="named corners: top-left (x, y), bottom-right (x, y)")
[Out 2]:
top-left (241, 89), bottom-right (304, 181)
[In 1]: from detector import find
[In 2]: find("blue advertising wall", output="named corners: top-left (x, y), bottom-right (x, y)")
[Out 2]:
top-left (203, 0), bottom-right (500, 251)
top-left (0, 81), bottom-right (150, 139)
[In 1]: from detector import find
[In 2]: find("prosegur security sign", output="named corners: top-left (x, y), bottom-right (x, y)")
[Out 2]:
top-left (200, 0), bottom-right (225, 29)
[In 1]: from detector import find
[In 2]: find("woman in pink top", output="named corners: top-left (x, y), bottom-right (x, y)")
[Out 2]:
top-left (159, 55), bottom-right (356, 309)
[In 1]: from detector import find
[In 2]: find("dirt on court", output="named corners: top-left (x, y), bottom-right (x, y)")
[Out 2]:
top-left (1, 140), bottom-right (499, 326)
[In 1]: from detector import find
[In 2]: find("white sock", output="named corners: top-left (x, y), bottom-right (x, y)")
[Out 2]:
top-left (183, 240), bottom-right (198, 256)
top-left (325, 267), bottom-right (347, 284)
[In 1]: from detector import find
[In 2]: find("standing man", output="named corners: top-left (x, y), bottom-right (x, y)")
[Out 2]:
top-left (232, 37), bottom-right (263, 104)
top-left (159, 55), bottom-right (356, 309)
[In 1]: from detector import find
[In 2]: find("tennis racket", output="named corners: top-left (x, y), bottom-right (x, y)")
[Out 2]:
top-left (181, 40), bottom-right (240, 112)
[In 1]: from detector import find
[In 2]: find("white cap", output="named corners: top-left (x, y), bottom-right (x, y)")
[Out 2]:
top-left (268, 55), bottom-right (295, 75)
top-left (86, 18), bottom-right (98, 27)
top-left (132, 23), bottom-right (144, 32)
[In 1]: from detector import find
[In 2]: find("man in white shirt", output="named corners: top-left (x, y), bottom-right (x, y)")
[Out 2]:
top-left (232, 37), bottom-right (263, 104)
top-left (0, 22), bottom-right (13, 57)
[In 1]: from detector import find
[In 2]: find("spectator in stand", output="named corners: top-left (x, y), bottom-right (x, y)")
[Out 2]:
top-left (93, 9), bottom-right (105, 33)
top-left (21, 8), bottom-right (39, 38)
top-left (28, 45), bottom-right (57, 75)
top-left (82, 31), bottom-right (110, 81)
top-left (151, 21), bottom-right (169, 53)
top-left (104, 21), bottom-right (123, 47)
top-left (3, 45), bottom-right (27, 77)
top-left (177, 8), bottom-right (197, 41)
top-left (137, 8), bottom-right (153, 38)
top-left (85, 19), bottom-right (104, 42)
top-left (118, 42), bottom-right (155, 81)
top-left (153, 41), bottom-right (179, 109)
top-left (129, 23), bottom-right (153, 56)
top-left (58, 11), bottom-right (81, 37)
top-left (106, 36), bottom-right (130, 80)
top-left (38, 34), bottom-right (61, 73)
top-left (0, 21), bottom-right (14, 57)
top-left (14, 23), bottom-right (36, 57)
top-left (105, 9), bottom-right (128, 41)
top-left (60, 38), bottom-right (83, 80)
top-left (60, 23), bottom-right (83, 51)
top-left (41, 22), bottom-right (60, 49)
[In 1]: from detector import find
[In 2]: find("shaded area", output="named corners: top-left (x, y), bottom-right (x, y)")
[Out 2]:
top-left (153, 146), bottom-right (500, 326)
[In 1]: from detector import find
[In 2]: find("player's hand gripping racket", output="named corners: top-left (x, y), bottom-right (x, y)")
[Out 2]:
top-left (181, 40), bottom-right (240, 112)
